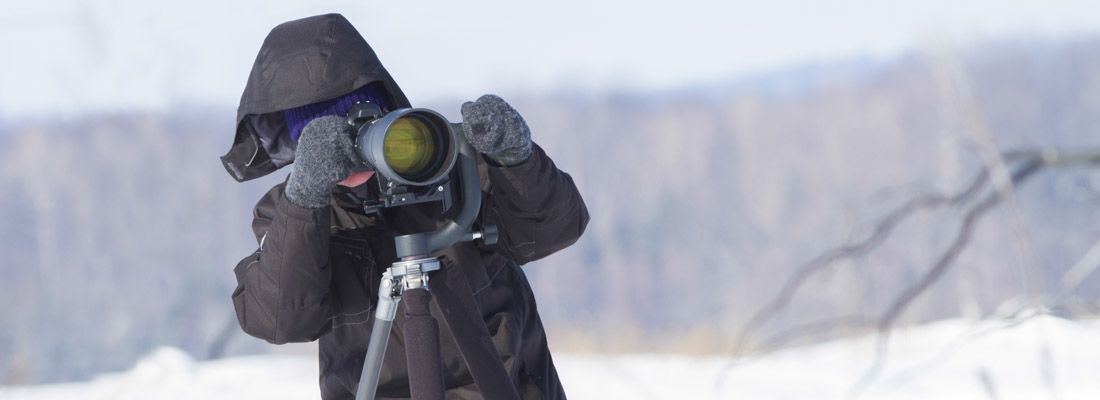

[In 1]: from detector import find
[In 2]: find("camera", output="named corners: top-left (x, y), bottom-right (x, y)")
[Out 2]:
top-left (346, 101), bottom-right (463, 212)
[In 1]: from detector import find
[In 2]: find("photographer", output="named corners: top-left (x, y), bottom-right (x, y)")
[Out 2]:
top-left (221, 14), bottom-right (588, 400)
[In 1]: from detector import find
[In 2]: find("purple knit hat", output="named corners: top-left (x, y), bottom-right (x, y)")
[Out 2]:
top-left (284, 83), bottom-right (392, 141)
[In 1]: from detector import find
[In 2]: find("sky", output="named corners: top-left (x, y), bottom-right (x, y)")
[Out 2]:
top-left (2, 0), bottom-right (1100, 118)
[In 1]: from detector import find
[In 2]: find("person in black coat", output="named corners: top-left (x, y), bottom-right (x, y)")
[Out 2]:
top-left (221, 14), bottom-right (589, 400)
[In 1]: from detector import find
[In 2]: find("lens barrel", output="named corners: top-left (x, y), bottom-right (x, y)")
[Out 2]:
top-left (354, 108), bottom-right (458, 186)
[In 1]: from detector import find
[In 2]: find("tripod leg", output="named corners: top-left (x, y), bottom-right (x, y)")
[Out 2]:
top-left (432, 271), bottom-right (521, 400)
top-left (403, 288), bottom-right (445, 400)
top-left (356, 280), bottom-right (401, 400)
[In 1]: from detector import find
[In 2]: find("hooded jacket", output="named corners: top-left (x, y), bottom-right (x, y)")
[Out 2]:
top-left (226, 14), bottom-right (589, 400)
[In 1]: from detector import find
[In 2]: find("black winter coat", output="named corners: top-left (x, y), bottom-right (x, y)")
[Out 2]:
top-left (223, 14), bottom-right (589, 400)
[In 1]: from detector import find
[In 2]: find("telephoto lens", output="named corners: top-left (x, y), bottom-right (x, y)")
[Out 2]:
top-left (352, 107), bottom-right (458, 187)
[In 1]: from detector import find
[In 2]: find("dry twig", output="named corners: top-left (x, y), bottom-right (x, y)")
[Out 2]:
top-left (717, 149), bottom-right (1100, 399)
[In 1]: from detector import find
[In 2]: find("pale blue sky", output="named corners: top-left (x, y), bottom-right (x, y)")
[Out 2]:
top-left (2, 0), bottom-right (1099, 117)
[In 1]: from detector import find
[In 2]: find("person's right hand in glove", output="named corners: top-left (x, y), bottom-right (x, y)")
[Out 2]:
top-left (284, 115), bottom-right (368, 209)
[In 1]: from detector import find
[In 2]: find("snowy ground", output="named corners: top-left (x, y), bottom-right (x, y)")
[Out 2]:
top-left (3, 315), bottom-right (1099, 399)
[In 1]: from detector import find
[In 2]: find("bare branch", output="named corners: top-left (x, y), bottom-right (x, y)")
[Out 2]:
top-left (717, 148), bottom-right (1100, 399)
top-left (850, 174), bottom-right (1021, 396)
top-left (1060, 237), bottom-right (1100, 292)
top-left (730, 167), bottom-right (991, 355)
top-left (850, 150), bottom-right (1100, 396)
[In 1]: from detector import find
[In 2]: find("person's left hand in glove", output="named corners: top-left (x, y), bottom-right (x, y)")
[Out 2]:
top-left (460, 94), bottom-right (533, 166)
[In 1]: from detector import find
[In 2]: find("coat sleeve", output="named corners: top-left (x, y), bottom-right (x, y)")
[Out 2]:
top-left (482, 143), bottom-right (590, 265)
top-left (231, 182), bottom-right (334, 344)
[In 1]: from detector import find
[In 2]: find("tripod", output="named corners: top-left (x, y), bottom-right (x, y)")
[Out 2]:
top-left (354, 127), bottom-right (520, 400)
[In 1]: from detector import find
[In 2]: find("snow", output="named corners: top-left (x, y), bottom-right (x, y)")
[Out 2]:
top-left (558, 315), bottom-right (1100, 399)
top-left (0, 348), bottom-right (319, 400)
top-left (3, 315), bottom-right (1099, 399)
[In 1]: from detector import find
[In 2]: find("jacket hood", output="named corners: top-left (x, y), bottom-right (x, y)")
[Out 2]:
top-left (221, 13), bottom-right (412, 182)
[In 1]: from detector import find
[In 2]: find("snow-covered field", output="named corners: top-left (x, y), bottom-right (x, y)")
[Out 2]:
top-left (3, 315), bottom-right (1099, 399)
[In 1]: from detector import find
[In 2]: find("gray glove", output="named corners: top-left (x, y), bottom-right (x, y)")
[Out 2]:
top-left (460, 94), bottom-right (533, 166)
top-left (285, 115), bottom-right (363, 208)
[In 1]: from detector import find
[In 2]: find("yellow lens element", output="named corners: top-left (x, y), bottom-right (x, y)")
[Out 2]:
top-left (384, 117), bottom-right (437, 177)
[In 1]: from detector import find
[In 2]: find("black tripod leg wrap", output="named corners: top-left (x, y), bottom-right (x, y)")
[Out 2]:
top-left (403, 288), bottom-right (445, 400)
top-left (432, 269), bottom-right (522, 400)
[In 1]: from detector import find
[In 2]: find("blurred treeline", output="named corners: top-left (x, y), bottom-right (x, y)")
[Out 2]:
top-left (3, 36), bottom-right (1100, 385)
